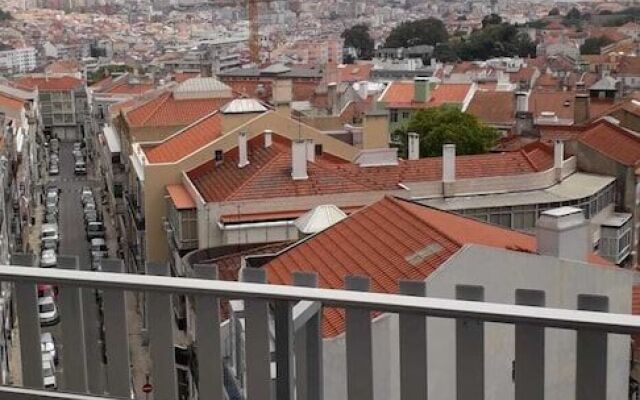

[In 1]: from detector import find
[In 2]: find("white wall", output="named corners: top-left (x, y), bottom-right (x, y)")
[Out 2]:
top-left (320, 245), bottom-right (633, 400)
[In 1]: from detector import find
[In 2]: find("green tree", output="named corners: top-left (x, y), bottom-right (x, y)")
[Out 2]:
top-left (563, 7), bottom-right (583, 27)
top-left (482, 13), bottom-right (502, 28)
top-left (384, 18), bottom-right (448, 48)
top-left (456, 23), bottom-right (535, 60)
top-left (397, 106), bottom-right (499, 158)
top-left (548, 7), bottom-right (560, 16)
top-left (580, 36), bottom-right (614, 55)
top-left (433, 42), bottom-right (458, 62)
top-left (0, 9), bottom-right (12, 21)
top-left (341, 24), bottom-right (374, 59)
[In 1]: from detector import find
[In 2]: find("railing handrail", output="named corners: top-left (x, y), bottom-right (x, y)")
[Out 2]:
top-left (1, 265), bottom-right (639, 334)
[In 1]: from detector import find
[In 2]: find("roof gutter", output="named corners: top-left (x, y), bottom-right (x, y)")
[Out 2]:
top-left (217, 220), bottom-right (296, 231)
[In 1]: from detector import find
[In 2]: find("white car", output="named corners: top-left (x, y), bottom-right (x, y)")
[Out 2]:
top-left (40, 332), bottom-right (58, 365)
top-left (41, 224), bottom-right (59, 250)
top-left (40, 249), bottom-right (57, 268)
top-left (42, 353), bottom-right (57, 389)
top-left (38, 296), bottom-right (59, 326)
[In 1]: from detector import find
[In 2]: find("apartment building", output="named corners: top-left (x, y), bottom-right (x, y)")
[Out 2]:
top-left (0, 47), bottom-right (37, 74)
top-left (14, 75), bottom-right (87, 141)
top-left (376, 78), bottom-right (476, 135)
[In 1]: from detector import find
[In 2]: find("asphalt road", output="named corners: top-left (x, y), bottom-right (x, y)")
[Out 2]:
top-left (44, 141), bottom-right (105, 392)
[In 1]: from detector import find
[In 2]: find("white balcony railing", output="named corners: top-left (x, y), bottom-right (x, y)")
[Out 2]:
top-left (0, 254), bottom-right (639, 400)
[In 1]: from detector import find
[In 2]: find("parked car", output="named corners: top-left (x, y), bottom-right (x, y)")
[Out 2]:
top-left (73, 141), bottom-right (83, 152)
top-left (50, 138), bottom-right (59, 153)
top-left (48, 162), bottom-right (59, 176)
top-left (38, 296), bottom-right (59, 326)
top-left (40, 249), bottom-right (57, 268)
top-left (84, 209), bottom-right (99, 223)
top-left (42, 353), bottom-right (57, 389)
top-left (81, 186), bottom-right (93, 204)
top-left (40, 332), bottom-right (58, 365)
top-left (44, 211), bottom-right (57, 224)
top-left (45, 189), bottom-right (58, 207)
top-left (74, 159), bottom-right (87, 175)
top-left (37, 284), bottom-right (57, 299)
top-left (90, 238), bottom-right (108, 258)
top-left (41, 224), bottom-right (59, 250)
top-left (91, 254), bottom-right (103, 271)
top-left (86, 221), bottom-right (105, 239)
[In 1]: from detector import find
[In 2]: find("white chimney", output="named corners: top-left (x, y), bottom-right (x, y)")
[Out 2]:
top-left (408, 132), bottom-right (420, 160)
top-left (237, 131), bottom-right (249, 168)
top-left (442, 144), bottom-right (456, 197)
top-left (554, 139), bottom-right (564, 182)
top-left (443, 144), bottom-right (456, 182)
top-left (291, 140), bottom-right (308, 180)
top-left (536, 207), bottom-right (589, 262)
top-left (515, 91), bottom-right (528, 113)
top-left (264, 129), bottom-right (273, 148)
top-left (306, 139), bottom-right (315, 163)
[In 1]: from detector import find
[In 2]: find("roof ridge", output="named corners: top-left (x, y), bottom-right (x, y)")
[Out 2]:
top-left (225, 144), bottom-right (288, 201)
top-left (139, 92), bottom-right (171, 126)
top-left (519, 147), bottom-right (540, 171)
top-left (389, 197), bottom-right (465, 248)
top-left (154, 110), bottom-right (220, 146)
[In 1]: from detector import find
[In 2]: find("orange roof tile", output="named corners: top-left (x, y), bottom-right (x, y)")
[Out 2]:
top-left (14, 76), bottom-right (83, 91)
top-left (381, 82), bottom-right (472, 109)
top-left (144, 112), bottom-right (222, 163)
top-left (0, 93), bottom-right (25, 111)
top-left (125, 91), bottom-right (231, 128)
top-left (188, 133), bottom-right (554, 203)
top-left (578, 119), bottom-right (640, 166)
top-left (106, 82), bottom-right (155, 95)
top-left (467, 91), bottom-right (515, 125)
top-left (166, 184), bottom-right (196, 209)
top-left (262, 196), bottom-right (609, 337)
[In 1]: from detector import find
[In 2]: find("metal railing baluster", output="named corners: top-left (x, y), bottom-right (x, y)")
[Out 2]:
top-left (345, 276), bottom-right (373, 400)
top-left (576, 295), bottom-right (609, 400)
top-left (399, 280), bottom-right (427, 400)
top-left (58, 256), bottom-right (88, 393)
top-left (193, 264), bottom-right (224, 400)
top-left (100, 260), bottom-right (130, 398)
top-left (514, 289), bottom-right (545, 400)
top-left (146, 262), bottom-right (177, 400)
top-left (455, 285), bottom-right (485, 400)
top-left (241, 268), bottom-right (272, 400)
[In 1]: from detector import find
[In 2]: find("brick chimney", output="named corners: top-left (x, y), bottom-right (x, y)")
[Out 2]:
top-left (536, 207), bottom-right (589, 262)
top-left (291, 140), bottom-right (308, 180)
top-left (264, 129), bottom-right (273, 148)
top-left (574, 90), bottom-right (590, 125)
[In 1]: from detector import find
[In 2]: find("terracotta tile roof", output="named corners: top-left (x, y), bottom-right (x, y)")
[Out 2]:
top-left (14, 76), bottom-right (83, 91)
top-left (508, 66), bottom-right (538, 84)
top-left (0, 93), bottom-right (25, 111)
top-left (144, 112), bottom-right (222, 163)
top-left (261, 196), bottom-right (609, 337)
top-left (467, 90), bottom-right (515, 125)
top-left (617, 57), bottom-right (640, 76)
top-left (634, 286), bottom-right (640, 316)
top-left (166, 184), bottom-right (196, 210)
top-left (124, 91), bottom-right (231, 128)
top-left (380, 82), bottom-right (472, 109)
top-left (338, 64), bottom-right (373, 82)
top-left (45, 59), bottom-right (81, 74)
top-left (174, 71), bottom-right (200, 83)
top-left (188, 133), bottom-right (554, 203)
top-left (106, 82), bottom-right (155, 95)
top-left (578, 119), bottom-right (640, 166)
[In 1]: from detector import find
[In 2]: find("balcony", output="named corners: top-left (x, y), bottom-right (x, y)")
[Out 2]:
top-left (124, 192), bottom-right (144, 231)
top-left (0, 255), bottom-right (639, 400)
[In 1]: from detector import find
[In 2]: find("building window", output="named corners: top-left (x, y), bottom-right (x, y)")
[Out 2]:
top-left (402, 111), bottom-right (410, 120)
top-left (390, 109), bottom-right (399, 123)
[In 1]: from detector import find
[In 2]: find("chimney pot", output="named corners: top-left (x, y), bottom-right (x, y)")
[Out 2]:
top-left (536, 207), bottom-right (589, 262)
top-left (442, 144), bottom-right (456, 197)
top-left (264, 129), bottom-right (273, 148)
top-left (414, 77), bottom-right (430, 103)
top-left (291, 140), bottom-right (308, 180)
top-left (237, 131), bottom-right (249, 168)
top-left (407, 132), bottom-right (420, 160)
top-left (554, 139), bottom-right (564, 182)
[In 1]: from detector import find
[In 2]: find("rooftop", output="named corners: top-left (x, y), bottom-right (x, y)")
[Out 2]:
top-left (578, 119), bottom-right (640, 167)
top-left (261, 196), bottom-right (609, 337)
top-left (379, 81), bottom-right (472, 109)
top-left (467, 90), bottom-right (515, 125)
top-left (143, 112), bottom-right (222, 164)
top-left (187, 133), bottom-right (554, 204)
top-left (14, 76), bottom-right (83, 91)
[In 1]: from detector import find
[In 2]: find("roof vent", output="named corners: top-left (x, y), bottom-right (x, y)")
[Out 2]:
top-left (294, 205), bottom-right (347, 235)
top-left (405, 243), bottom-right (444, 266)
